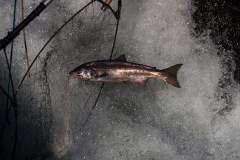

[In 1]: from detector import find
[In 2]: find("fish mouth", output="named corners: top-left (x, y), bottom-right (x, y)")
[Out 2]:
top-left (69, 71), bottom-right (73, 75)
top-left (68, 71), bottom-right (73, 76)
top-left (68, 71), bottom-right (77, 78)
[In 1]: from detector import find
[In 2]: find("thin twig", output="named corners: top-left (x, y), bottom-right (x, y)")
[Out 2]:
top-left (0, 84), bottom-right (17, 142)
top-left (81, 0), bottom-right (122, 129)
top-left (81, 83), bottom-right (105, 128)
top-left (14, 1), bottom-right (94, 97)
top-left (11, 108), bottom-right (18, 160)
top-left (21, 0), bottom-right (30, 77)
top-left (2, 49), bottom-right (15, 102)
top-left (6, 0), bottom-right (18, 114)
top-left (0, 86), bottom-right (16, 106)
top-left (2, 48), bottom-right (18, 160)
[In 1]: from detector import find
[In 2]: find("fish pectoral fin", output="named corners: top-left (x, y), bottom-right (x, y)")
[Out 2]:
top-left (114, 54), bottom-right (127, 61)
top-left (139, 78), bottom-right (149, 86)
top-left (96, 72), bottom-right (109, 78)
top-left (122, 81), bottom-right (130, 84)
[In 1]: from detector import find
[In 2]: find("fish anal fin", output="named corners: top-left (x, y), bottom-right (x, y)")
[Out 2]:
top-left (96, 72), bottom-right (109, 78)
top-left (114, 54), bottom-right (127, 61)
top-left (139, 78), bottom-right (149, 86)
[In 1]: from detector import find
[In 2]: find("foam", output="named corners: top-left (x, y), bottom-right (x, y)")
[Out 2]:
top-left (1, 0), bottom-right (240, 159)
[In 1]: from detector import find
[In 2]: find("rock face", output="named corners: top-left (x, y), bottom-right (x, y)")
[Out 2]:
top-left (0, 0), bottom-right (240, 160)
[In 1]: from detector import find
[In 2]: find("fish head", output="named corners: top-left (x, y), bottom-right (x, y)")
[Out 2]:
top-left (69, 65), bottom-right (97, 80)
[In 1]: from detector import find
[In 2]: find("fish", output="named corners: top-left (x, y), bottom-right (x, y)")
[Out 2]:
top-left (69, 54), bottom-right (182, 88)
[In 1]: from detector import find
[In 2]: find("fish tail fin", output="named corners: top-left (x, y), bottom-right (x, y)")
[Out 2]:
top-left (157, 64), bottom-right (183, 88)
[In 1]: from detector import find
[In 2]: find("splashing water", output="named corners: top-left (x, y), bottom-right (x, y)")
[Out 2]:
top-left (0, 0), bottom-right (240, 160)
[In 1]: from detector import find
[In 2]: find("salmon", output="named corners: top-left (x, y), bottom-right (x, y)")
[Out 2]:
top-left (69, 54), bottom-right (182, 88)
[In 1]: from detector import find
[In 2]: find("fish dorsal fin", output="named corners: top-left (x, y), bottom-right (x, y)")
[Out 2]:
top-left (114, 54), bottom-right (127, 61)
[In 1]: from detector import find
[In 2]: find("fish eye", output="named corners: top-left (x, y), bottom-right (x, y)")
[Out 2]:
top-left (77, 70), bottom-right (85, 77)
top-left (77, 69), bottom-right (96, 79)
